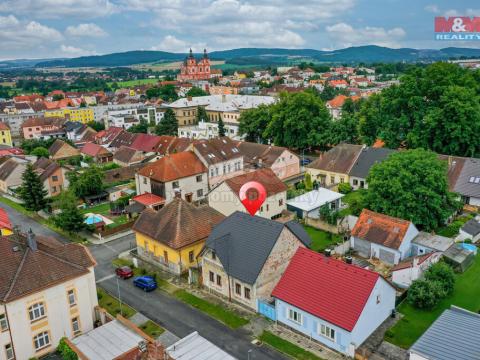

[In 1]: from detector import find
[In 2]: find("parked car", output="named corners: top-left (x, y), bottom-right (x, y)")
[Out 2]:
top-left (300, 158), bottom-right (312, 166)
top-left (115, 266), bottom-right (134, 279)
top-left (133, 276), bottom-right (157, 292)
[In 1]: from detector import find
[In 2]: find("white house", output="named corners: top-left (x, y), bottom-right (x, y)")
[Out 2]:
top-left (287, 188), bottom-right (343, 221)
top-left (391, 252), bottom-right (442, 288)
top-left (272, 248), bottom-right (396, 357)
top-left (459, 217), bottom-right (480, 243)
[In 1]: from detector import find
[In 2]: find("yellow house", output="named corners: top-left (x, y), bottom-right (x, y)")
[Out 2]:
top-left (45, 107), bottom-right (94, 124)
top-left (0, 122), bottom-right (12, 147)
top-left (44, 109), bottom-right (66, 118)
top-left (306, 144), bottom-right (364, 188)
top-left (132, 197), bottom-right (225, 275)
top-left (0, 207), bottom-right (12, 235)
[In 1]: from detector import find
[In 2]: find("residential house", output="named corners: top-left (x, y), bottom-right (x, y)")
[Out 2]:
top-left (237, 141), bottom-right (300, 180)
top-left (349, 147), bottom-right (395, 190)
top-left (287, 188), bottom-right (343, 222)
top-left (33, 158), bottom-right (70, 197)
top-left (0, 208), bottom-right (12, 236)
top-left (0, 122), bottom-right (12, 147)
top-left (307, 144), bottom-right (364, 187)
top-left (201, 212), bottom-right (311, 310)
top-left (130, 192), bottom-right (165, 211)
top-left (48, 139), bottom-right (80, 161)
top-left (0, 157), bottom-right (29, 193)
top-left (391, 252), bottom-right (442, 288)
top-left (113, 146), bottom-right (144, 167)
top-left (459, 217), bottom-right (480, 243)
top-left (208, 168), bottom-right (287, 219)
top-left (351, 209), bottom-right (419, 265)
top-left (129, 133), bottom-right (162, 154)
top-left (272, 247), bottom-right (396, 357)
top-left (133, 197), bottom-right (224, 274)
top-left (21, 117), bottom-right (65, 140)
top-left (108, 131), bottom-right (137, 152)
top-left (166, 331), bottom-right (237, 360)
top-left (0, 231), bottom-right (98, 360)
top-left (450, 157), bottom-right (480, 209)
top-left (80, 143), bottom-right (113, 163)
top-left (329, 79), bottom-right (348, 89)
top-left (192, 137), bottom-right (244, 187)
top-left (155, 136), bottom-right (193, 156)
top-left (325, 95), bottom-right (360, 120)
top-left (136, 151), bottom-right (208, 204)
top-left (409, 306), bottom-right (480, 360)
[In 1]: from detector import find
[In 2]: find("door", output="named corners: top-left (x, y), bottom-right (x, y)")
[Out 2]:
top-left (185, 192), bottom-right (193, 202)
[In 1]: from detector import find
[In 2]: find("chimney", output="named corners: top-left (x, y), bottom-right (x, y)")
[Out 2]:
top-left (345, 256), bottom-right (353, 264)
top-left (26, 229), bottom-right (37, 251)
top-left (187, 96), bottom-right (192, 102)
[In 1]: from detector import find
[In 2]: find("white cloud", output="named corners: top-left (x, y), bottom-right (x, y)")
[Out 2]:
top-left (424, 4), bottom-right (440, 14)
top-left (0, 15), bottom-right (63, 50)
top-left (150, 35), bottom-right (208, 53)
top-left (66, 23), bottom-right (108, 37)
top-left (60, 44), bottom-right (97, 56)
top-left (326, 22), bottom-right (406, 48)
top-left (0, 0), bottom-right (117, 19)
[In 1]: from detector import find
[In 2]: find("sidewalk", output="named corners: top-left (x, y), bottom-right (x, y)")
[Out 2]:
top-left (88, 229), bottom-right (134, 244)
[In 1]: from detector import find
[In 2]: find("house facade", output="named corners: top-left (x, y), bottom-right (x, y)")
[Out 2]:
top-left (0, 122), bottom-right (12, 147)
top-left (0, 231), bottom-right (98, 360)
top-left (33, 158), bottom-right (70, 197)
top-left (207, 168), bottom-right (287, 219)
top-left (391, 252), bottom-right (442, 288)
top-left (48, 139), bottom-right (80, 161)
top-left (201, 212), bottom-right (311, 310)
top-left (0, 157), bottom-right (29, 193)
top-left (136, 151), bottom-right (208, 204)
top-left (272, 248), bottom-right (396, 357)
top-left (349, 147), bottom-right (395, 190)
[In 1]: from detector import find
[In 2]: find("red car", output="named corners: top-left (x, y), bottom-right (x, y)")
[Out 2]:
top-left (115, 266), bottom-right (133, 279)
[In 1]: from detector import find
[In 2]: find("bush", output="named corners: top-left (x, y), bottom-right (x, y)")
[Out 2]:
top-left (407, 279), bottom-right (444, 309)
top-left (424, 262), bottom-right (455, 296)
top-left (57, 338), bottom-right (78, 360)
top-left (338, 182), bottom-right (352, 194)
top-left (319, 204), bottom-right (340, 225)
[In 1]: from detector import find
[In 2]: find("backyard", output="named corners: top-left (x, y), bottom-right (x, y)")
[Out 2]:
top-left (385, 253), bottom-right (480, 349)
top-left (304, 225), bottom-right (342, 252)
top-left (80, 202), bottom-right (131, 228)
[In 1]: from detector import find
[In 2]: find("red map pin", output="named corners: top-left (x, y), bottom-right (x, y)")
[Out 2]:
top-left (239, 181), bottom-right (267, 216)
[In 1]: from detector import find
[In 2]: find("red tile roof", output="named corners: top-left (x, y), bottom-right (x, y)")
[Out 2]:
top-left (0, 122), bottom-right (10, 131)
top-left (0, 208), bottom-right (12, 230)
top-left (225, 168), bottom-right (287, 197)
top-left (132, 193), bottom-right (165, 206)
top-left (351, 209), bottom-right (411, 250)
top-left (130, 134), bottom-right (162, 153)
top-left (81, 143), bottom-right (111, 157)
top-left (138, 151), bottom-right (206, 182)
top-left (272, 247), bottom-right (382, 331)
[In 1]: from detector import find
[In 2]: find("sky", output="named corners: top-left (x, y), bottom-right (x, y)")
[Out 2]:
top-left (0, 0), bottom-right (479, 60)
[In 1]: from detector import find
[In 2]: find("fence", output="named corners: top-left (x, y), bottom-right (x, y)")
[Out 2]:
top-left (257, 300), bottom-right (276, 321)
top-left (93, 220), bottom-right (135, 237)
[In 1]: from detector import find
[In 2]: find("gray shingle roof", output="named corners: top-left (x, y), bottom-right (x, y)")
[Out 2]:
top-left (461, 219), bottom-right (480, 237)
top-left (453, 158), bottom-right (480, 198)
top-left (410, 306), bottom-right (480, 360)
top-left (349, 147), bottom-right (395, 178)
top-left (205, 212), bottom-right (311, 285)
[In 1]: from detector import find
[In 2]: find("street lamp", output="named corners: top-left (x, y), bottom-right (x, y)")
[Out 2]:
top-left (247, 349), bottom-right (252, 360)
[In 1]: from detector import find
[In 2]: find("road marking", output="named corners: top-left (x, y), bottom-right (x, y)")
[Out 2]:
top-left (96, 274), bottom-right (116, 283)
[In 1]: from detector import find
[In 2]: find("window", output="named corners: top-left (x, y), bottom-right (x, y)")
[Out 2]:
top-left (235, 283), bottom-right (241, 295)
top-left (0, 314), bottom-right (8, 331)
top-left (266, 204), bottom-right (269, 211)
top-left (353, 179), bottom-right (358, 185)
top-left (211, 252), bottom-right (216, 260)
top-left (163, 251), bottom-right (169, 263)
top-left (196, 175), bottom-right (203, 182)
top-left (244, 288), bottom-right (251, 300)
top-left (197, 189), bottom-right (203, 198)
top-left (33, 331), bottom-right (50, 351)
top-left (209, 271), bottom-right (214, 282)
top-left (143, 177), bottom-right (147, 185)
top-left (319, 324), bottom-right (335, 341)
top-left (172, 181), bottom-right (179, 189)
top-left (330, 176), bottom-right (335, 184)
top-left (52, 186), bottom-right (56, 193)
top-left (340, 177), bottom-right (344, 183)
top-left (28, 303), bottom-right (45, 322)
top-left (72, 317), bottom-right (80, 334)
top-left (376, 294), bottom-right (381, 304)
top-left (52, 175), bottom-right (58, 182)
top-left (189, 251), bottom-right (195, 263)
top-left (216, 275), bottom-right (222, 287)
top-left (5, 344), bottom-right (13, 360)
top-left (279, 199), bottom-right (283, 206)
top-left (67, 289), bottom-right (76, 306)
top-left (287, 308), bottom-right (302, 325)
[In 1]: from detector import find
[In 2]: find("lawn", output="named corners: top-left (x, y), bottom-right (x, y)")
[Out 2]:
top-left (385, 254), bottom-right (480, 349)
top-left (107, 78), bottom-right (159, 87)
top-left (338, 189), bottom-right (366, 217)
top-left (81, 202), bottom-right (131, 227)
top-left (436, 214), bottom-right (474, 238)
top-left (173, 289), bottom-right (249, 329)
top-left (139, 320), bottom-right (165, 338)
top-left (97, 288), bottom-right (136, 318)
top-left (304, 225), bottom-right (342, 252)
top-left (259, 331), bottom-right (324, 360)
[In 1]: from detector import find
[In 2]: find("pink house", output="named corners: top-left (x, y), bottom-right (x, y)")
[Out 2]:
top-left (22, 117), bottom-right (65, 139)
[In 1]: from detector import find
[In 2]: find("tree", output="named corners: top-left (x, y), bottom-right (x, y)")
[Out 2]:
top-left (196, 106), bottom-right (208, 124)
top-left (319, 204), bottom-right (339, 225)
top-left (155, 108), bottom-right (178, 136)
top-left (407, 279), bottom-right (444, 309)
top-left (68, 166), bottom-right (104, 198)
top-left (127, 119), bottom-right (149, 134)
top-left (304, 173), bottom-right (313, 191)
top-left (146, 85), bottom-right (178, 101)
top-left (338, 183), bottom-right (352, 194)
top-left (264, 91), bottom-right (332, 149)
top-left (19, 163), bottom-right (48, 211)
top-left (327, 113), bottom-right (360, 145)
top-left (87, 121), bottom-right (105, 132)
top-left (31, 147), bottom-right (50, 158)
top-left (217, 117), bottom-right (226, 137)
top-left (186, 87), bottom-right (208, 97)
top-left (424, 262), bottom-right (455, 296)
top-left (238, 104), bottom-right (272, 143)
top-left (365, 149), bottom-right (461, 230)
top-left (53, 191), bottom-right (85, 233)
top-left (52, 94), bottom-right (64, 101)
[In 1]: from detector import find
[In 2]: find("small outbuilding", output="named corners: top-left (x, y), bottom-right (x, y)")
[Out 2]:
top-left (459, 218), bottom-right (480, 243)
top-left (287, 188), bottom-right (343, 220)
top-left (443, 243), bottom-right (476, 272)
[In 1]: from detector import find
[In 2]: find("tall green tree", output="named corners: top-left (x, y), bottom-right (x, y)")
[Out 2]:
top-left (87, 121), bottom-right (105, 132)
top-left (19, 163), bottom-right (48, 211)
top-left (238, 104), bottom-right (271, 143)
top-left (365, 149), bottom-right (461, 230)
top-left (31, 147), bottom-right (50, 158)
top-left (327, 113), bottom-right (360, 145)
top-left (127, 119), bottom-right (149, 134)
top-left (53, 191), bottom-right (86, 233)
top-left (155, 108), bottom-right (178, 136)
top-left (186, 87), bottom-right (208, 97)
top-left (68, 166), bottom-right (104, 199)
top-left (146, 85), bottom-right (178, 101)
top-left (217, 117), bottom-right (226, 137)
top-left (264, 91), bottom-right (332, 149)
top-left (196, 106), bottom-right (208, 124)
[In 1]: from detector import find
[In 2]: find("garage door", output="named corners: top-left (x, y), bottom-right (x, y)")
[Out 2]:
top-left (379, 248), bottom-right (395, 264)
top-left (353, 238), bottom-right (371, 258)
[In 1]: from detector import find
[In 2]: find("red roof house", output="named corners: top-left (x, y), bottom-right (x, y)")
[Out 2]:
top-left (271, 248), bottom-right (396, 356)
top-left (80, 143), bottom-right (113, 163)
top-left (0, 208), bottom-right (12, 235)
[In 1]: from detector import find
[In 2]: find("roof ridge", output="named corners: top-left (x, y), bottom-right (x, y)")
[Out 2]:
top-left (2, 248), bottom-right (29, 302)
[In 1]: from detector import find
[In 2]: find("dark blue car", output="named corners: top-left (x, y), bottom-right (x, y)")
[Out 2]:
top-left (133, 276), bottom-right (157, 292)
top-left (300, 158), bottom-right (312, 166)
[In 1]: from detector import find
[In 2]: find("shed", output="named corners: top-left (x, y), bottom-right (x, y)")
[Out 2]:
top-left (166, 331), bottom-right (236, 360)
top-left (459, 218), bottom-right (480, 243)
top-left (287, 188), bottom-right (343, 219)
top-left (443, 243), bottom-right (475, 272)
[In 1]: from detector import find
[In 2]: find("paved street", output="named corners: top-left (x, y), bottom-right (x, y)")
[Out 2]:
top-left (91, 237), bottom-right (287, 360)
